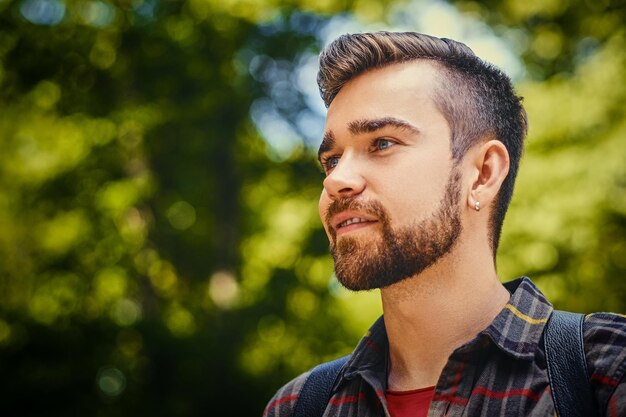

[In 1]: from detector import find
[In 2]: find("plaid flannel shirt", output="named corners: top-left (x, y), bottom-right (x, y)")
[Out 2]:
top-left (264, 277), bottom-right (626, 416)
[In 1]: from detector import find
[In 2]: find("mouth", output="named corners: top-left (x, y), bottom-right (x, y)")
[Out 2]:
top-left (332, 212), bottom-right (377, 236)
top-left (337, 217), bottom-right (370, 228)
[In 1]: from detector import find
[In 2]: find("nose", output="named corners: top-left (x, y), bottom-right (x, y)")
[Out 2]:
top-left (322, 156), bottom-right (366, 200)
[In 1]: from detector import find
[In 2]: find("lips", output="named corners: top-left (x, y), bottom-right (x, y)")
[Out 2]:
top-left (338, 217), bottom-right (369, 228)
top-left (331, 211), bottom-right (377, 234)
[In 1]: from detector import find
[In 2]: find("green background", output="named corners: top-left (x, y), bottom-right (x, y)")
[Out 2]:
top-left (0, 0), bottom-right (625, 415)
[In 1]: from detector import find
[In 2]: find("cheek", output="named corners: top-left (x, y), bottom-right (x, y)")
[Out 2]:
top-left (319, 190), bottom-right (332, 237)
top-left (380, 163), bottom-right (451, 221)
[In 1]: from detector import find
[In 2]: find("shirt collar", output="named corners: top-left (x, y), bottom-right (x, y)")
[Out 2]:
top-left (337, 315), bottom-right (388, 391)
top-left (344, 315), bottom-right (388, 375)
top-left (481, 277), bottom-right (553, 360)
top-left (339, 276), bottom-right (552, 387)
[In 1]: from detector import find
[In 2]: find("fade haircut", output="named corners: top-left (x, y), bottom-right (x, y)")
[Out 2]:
top-left (317, 31), bottom-right (528, 254)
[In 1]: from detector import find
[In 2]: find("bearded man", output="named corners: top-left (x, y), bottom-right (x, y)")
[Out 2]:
top-left (264, 32), bottom-right (626, 417)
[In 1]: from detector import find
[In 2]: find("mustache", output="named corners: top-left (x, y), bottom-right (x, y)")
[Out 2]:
top-left (324, 198), bottom-right (389, 234)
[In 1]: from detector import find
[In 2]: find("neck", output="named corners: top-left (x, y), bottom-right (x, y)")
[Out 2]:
top-left (381, 238), bottom-right (510, 391)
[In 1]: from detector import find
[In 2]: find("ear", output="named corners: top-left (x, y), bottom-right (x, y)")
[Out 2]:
top-left (465, 139), bottom-right (510, 213)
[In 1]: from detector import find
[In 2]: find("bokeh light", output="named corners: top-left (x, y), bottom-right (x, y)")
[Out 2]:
top-left (1, 0), bottom-right (625, 415)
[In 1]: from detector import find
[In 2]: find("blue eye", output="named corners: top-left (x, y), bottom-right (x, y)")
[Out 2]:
top-left (375, 138), bottom-right (394, 151)
top-left (322, 156), bottom-right (340, 172)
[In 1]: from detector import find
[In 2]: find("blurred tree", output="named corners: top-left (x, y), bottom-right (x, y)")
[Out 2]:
top-left (454, 0), bottom-right (626, 78)
top-left (0, 1), bottom-right (355, 415)
top-left (0, 0), bottom-right (624, 416)
top-left (454, 0), bottom-right (626, 311)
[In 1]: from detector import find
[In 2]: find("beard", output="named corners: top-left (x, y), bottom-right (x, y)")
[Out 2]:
top-left (326, 168), bottom-right (463, 291)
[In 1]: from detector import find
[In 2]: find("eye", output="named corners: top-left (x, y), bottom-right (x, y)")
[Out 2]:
top-left (372, 138), bottom-right (396, 152)
top-left (321, 155), bottom-right (340, 172)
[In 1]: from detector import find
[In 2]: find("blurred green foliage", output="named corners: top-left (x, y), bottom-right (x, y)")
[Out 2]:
top-left (0, 0), bottom-right (624, 415)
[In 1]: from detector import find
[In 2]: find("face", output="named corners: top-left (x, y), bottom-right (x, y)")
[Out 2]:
top-left (318, 61), bottom-right (463, 290)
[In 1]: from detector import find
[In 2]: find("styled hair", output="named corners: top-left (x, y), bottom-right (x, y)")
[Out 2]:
top-left (317, 31), bottom-right (528, 254)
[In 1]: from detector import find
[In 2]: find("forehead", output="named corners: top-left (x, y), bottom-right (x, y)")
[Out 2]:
top-left (325, 60), bottom-right (444, 129)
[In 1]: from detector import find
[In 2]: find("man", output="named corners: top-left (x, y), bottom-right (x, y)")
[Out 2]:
top-left (264, 32), bottom-right (626, 416)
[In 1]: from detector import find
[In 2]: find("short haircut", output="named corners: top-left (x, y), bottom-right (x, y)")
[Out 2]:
top-left (317, 31), bottom-right (528, 254)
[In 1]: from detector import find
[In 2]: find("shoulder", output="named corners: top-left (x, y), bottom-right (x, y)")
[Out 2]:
top-left (583, 313), bottom-right (626, 415)
top-left (263, 370), bottom-right (312, 417)
top-left (584, 312), bottom-right (626, 373)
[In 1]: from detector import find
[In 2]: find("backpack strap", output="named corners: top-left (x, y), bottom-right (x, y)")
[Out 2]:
top-left (293, 355), bottom-right (350, 417)
top-left (543, 310), bottom-right (597, 417)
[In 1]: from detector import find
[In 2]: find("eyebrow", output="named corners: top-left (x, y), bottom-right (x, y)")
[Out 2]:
top-left (348, 117), bottom-right (420, 136)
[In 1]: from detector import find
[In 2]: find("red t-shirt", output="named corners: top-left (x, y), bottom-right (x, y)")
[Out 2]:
top-left (386, 386), bottom-right (435, 417)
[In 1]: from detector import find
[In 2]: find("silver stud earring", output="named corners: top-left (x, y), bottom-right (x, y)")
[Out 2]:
top-left (474, 201), bottom-right (480, 212)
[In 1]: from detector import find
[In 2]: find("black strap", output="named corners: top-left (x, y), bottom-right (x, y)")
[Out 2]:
top-left (544, 310), bottom-right (597, 417)
top-left (293, 355), bottom-right (350, 417)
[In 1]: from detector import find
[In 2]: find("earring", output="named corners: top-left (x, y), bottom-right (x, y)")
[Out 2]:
top-left (474, 201), bottom-right (480, 212)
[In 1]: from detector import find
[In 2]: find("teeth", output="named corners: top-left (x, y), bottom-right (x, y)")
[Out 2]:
top-left (339, 218), bottom-right (367, 228)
